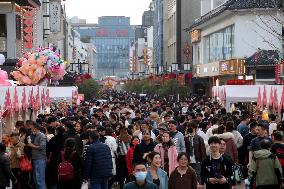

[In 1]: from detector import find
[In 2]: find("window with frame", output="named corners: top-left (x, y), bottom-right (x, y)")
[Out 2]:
top-left (204, 25), bottom-right (235, 64)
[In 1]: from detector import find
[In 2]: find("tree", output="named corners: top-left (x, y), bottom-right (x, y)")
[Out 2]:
top-left (123, 79), bottom-right (191, 99)
top-left (78, 79), bottom-right (100, 101)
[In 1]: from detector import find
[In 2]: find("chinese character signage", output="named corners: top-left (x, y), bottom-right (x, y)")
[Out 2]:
top-left (23, 8), bottom-right (35, 49)
top-left (49, 0), bottom-right (61, 33)
top-left (219, 59), bottom-right (245, 75)
top-left (191, 29), bottom-right (201, 43)
top-left (96, 28), bottom-right (129, 37)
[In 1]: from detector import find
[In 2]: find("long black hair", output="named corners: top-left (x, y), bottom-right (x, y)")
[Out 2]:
top-left (63, 138), bottom-right (76, 159)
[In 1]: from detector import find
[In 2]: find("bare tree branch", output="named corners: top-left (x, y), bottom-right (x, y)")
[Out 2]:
top-left (257, 15), bottom-right (282, 39)
top-left (251, 27), bottom-right (279, 49)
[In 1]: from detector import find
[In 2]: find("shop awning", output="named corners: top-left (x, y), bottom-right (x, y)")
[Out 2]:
top-left (245, 50), bottom-right (279, 67)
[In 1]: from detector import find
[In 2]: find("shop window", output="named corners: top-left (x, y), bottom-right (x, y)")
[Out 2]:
top-left (204, 25), bottom-right (235, 63)
top-left (0, 14), bottom-right (6, 53)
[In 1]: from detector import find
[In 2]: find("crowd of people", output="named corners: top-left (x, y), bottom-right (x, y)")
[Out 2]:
top-left (1, 91), bottom-right (284, 189)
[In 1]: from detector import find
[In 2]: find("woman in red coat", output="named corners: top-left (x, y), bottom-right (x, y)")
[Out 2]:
top-left (126, 136), bottom-right (140, 176)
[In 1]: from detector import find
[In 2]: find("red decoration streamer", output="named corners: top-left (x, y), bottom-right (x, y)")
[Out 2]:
top-left (22, 87), bottom-right (27, 111)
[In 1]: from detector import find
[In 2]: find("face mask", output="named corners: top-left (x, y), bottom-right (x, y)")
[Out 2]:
top-left (187, 127), bottom-right (194, 134)
top-left (132, 140), bottom-right (139, 146)
top-left (134, 171), bottom-right (147, 182)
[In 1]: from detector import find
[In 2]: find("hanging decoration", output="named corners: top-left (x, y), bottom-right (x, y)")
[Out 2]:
top-left (269, 86), bottom-right (274, 108)
top-left (274, 88), bottom-right (278, 113)
top-left (177, 73), bottom-right (185, 86)
top-left (183, 42), bottom-right (191, 63)
top-left (34, 86), bottom-right (40, 111)
top-left (3, 89), bottom-right (11, 113)
top-left (275, 63), bottom-right (280, 84)
top-left (263, 86), bottom-right (267, 108)
top-left (41, 88), bottom-right (45, 107)
top-left (279, 85), bottom-right (284, 113)
top-left (46, 89), bottom-right (50, 107)
top-left (29, 87), bottom-right (34, 109)
top-left (257, 87), bottom-right (262, 109)
top-left (22, 87), bottom-right (27, 111)
top-left (212, 88), bottom-right (215, 97)
top-left (13, 87), bottom-right (19, 112)
top-left (22, 7), bottom-right (36, 49)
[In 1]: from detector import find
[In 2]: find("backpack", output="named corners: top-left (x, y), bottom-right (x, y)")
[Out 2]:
top-left (274, 146), bottom-right (284, 167)
top-left (58, 151), bottom-right (76, 181)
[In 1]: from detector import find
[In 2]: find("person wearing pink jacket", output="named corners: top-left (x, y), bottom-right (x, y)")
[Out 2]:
top-left (154, 131), bottom-right (178, 175)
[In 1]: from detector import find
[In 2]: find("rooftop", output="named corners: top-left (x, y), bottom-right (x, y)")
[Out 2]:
top-left (185, 0), bottom-right (282, 31)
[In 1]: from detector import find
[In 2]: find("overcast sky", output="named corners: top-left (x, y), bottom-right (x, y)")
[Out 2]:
top-left (64, 0), bottom-right (152, 25)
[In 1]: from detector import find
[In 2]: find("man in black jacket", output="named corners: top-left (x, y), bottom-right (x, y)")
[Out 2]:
top-left (132, 129), bottom-right (156, 164)
top-left (0, 143), bottom-right (17, 189)
top-left (199, 136), bottom-right (233, 189)
top-left (84, 130), bottom-right (113, 189)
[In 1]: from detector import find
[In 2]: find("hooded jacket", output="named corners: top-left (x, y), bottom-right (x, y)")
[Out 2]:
top-left (249, 149), bottom-right (282, 187)
top-left (133, 140), bottom-right (156, 164)
top-left (215, 132), bottom-right (238, 163)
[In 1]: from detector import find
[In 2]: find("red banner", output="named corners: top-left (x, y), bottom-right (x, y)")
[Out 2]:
top-left (23, 8), bottom-right (35, 49)
top-left (177, 73), bottom-right (185, 86)
top-left (22, 87), bottom-right (27, 111)
top-left (275, 63), bottom-right (280, 84)
top-left (163, 74), bottom-right (170, 82)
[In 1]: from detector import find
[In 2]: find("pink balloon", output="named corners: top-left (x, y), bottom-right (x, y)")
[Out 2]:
top-left (0, 69), bottom-right (8, 81)
top-left (0, 80), bottom-right (11, 86)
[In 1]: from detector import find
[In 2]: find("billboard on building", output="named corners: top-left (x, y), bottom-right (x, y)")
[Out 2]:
top-left (49, 0), bottom-right (61, 33)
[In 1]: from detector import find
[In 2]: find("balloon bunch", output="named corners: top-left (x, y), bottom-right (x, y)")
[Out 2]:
top-left (11, 48), bottom-right (67, 85)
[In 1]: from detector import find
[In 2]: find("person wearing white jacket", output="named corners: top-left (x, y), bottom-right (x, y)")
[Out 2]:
top-left (104, 128), bottom-right (118, 176)
top-left (225, 121), bottom-right (243, 148)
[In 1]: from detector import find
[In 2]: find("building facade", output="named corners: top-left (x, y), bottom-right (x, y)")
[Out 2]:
top-left (142, 10), bottom-right (154, 27)
top-left (180, 0), bottom-right (201, 69)
top-left (188, 0), bottom-right (283, 94)
top-left (163, 0), bottom-right (177, 71)
top-left (153, 0), bottom-right (164, 71)
top-left (0, 0), bottom-right (42, 60)
top-left (78, 16), bottom-right (135, 79)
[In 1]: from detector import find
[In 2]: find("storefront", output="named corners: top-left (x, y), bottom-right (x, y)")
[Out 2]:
top-left (245, 50), bottom-right (278, 84)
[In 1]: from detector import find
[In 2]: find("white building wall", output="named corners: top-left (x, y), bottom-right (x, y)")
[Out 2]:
top-left (137, 38), bottom-right (146, 73)
top-left (6, 12), bottom-right (16, 58)
top-left (147, 26), bottom-right (154, 48)
top-left (234, 12), bottom-right (282, 58)
top-left (195, 10), bottom-right (282, 65)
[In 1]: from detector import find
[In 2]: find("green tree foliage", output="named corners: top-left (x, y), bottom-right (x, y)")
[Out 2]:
top-left (123, 79), bottom-right (190, 98)
top-left (78, 79), bottom-right (100, 101)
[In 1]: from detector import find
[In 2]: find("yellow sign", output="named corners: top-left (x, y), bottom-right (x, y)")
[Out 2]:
top-left (219, 59), bottom-right (245, 75)
top-left (191, 29), bottom-right (201, 43)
